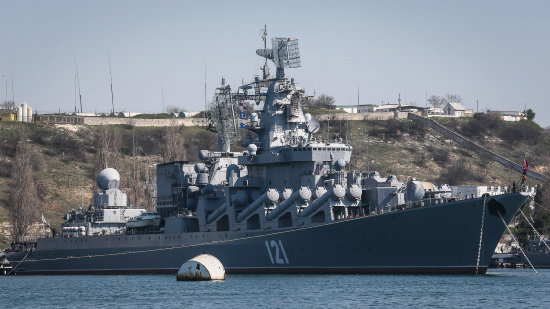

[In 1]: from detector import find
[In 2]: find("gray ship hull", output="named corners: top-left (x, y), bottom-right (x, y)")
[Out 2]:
top-left (10, 193), bottom-right (527, 275)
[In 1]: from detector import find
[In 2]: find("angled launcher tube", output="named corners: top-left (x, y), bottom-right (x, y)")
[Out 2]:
top-left (206, 203), bottom-right (227, 224)
top-left (236, 192), bottom-right (268, 223)
top-left (267, 190), bottom-right (300, 221)
top-left (299, 188), bottom-right (334, 217)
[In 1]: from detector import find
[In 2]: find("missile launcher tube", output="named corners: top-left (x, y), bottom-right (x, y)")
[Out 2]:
top-left (235, 192), bottom-right (268, 223)
top-left (299, 188), bottom-right (334, 217)
top-left (266, 190), bottom-right (300, 221)
top-left (206, 203), bottom-right (227, 224)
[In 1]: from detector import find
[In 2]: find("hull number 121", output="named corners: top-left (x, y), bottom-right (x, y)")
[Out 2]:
top-left (265, 240), bottom-right (289, 264)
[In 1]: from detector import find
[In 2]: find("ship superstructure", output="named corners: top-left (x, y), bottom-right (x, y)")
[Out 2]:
top-left (61, 168), bottom-right (145, 237)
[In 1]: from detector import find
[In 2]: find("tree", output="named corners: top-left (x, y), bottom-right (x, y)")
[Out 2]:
top-left (162, 120), bottom-right (186, 163)
top-left (166, 105), bottom-right (186, 114)
top-left (94, 125), bottom-right (120, 175)
top-left (525, 108), bottom-right (535, 121)
top-left (8, 128), bottom-right (39, 241)
top-left (1, 100), bottom-right (16, 111)
top-left (306, 94), bottom-right (335, 110)
top-left (427, 95), bottom-right (444, 108)
top-left (444, 93), bottom-right (462, 104)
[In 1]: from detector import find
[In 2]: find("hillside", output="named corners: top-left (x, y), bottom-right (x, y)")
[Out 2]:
top-left (0, 116), bottom-right (549, 247)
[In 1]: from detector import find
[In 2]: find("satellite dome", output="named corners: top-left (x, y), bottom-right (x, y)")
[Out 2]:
top-left (194, 163), bottom-right (206, 173)
top-left (335, 159), bottom-right (346, 171)
top-left (97, 168), bottom-right (120, 190)
top-left (247, 144), bottom-right (258, 156)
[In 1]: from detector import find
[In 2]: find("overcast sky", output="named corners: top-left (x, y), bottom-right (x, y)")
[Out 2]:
top-left (1, 0), bottom-right (549, 126)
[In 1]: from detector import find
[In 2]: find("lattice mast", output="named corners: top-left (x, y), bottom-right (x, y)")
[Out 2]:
top-left (211, 78), bottom-right (239, 152)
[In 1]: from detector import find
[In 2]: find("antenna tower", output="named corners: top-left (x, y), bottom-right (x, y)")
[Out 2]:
top-left (108, 51), bottom-right (115, 115)
top-left (261, 25), bottom-right (270, 79)
top-left (73, 53), bottom-right (83, 113)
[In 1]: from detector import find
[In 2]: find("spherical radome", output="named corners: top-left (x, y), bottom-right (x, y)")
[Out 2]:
top-left (97, 168), bottom-right (120, 190)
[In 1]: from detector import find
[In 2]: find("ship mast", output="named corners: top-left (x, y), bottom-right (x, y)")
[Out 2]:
top-left (261, 25), bottom-right (270, 79)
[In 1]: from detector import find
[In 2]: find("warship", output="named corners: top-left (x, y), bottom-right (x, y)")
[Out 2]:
top-left (5, 32), bottom-right (530, 275)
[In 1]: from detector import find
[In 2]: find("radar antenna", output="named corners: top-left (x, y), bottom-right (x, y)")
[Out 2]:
top-left (256, 34), bottom-right (301, 79)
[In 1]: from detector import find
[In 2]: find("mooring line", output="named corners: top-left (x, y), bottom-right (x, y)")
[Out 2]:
top-left (475, 196), bottom-right (487, 275)
top-left (498, 212), bottom-right (538, 275)
top-left (7, 250), bottom-right (31, 275)
top-left (519, 208), bottom-right (550, 253)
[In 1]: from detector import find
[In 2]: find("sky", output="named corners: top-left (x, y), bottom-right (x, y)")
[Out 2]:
top-left (1, 0), bottom-right (549, 127)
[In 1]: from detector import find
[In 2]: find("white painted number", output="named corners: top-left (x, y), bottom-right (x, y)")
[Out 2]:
top-left (265, 240), bottom-right (289, 264)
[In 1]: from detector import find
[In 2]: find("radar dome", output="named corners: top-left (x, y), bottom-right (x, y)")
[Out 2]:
top-left (247, 144), bottom-right (258, 156)
top-left (194, 163), bottom-right (206, 173)
top-left (97, 168), bottom-right (120, 190)
top-left (335, 159), bottom-right (346, 171)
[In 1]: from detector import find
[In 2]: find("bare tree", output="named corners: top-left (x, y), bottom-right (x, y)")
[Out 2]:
top-left (1, 100), bottom-right (16, 111)
top-left (129, 127), bottom-right (146, 206)
top-left (162, 120), bottom-right (186, 163)
top-left (427, 95), bottom-right (444, 108)
top-left (8, 128), bottom-right (39, 241)
top-left (444, 93), bottom-right (462, 104)
top-left (305, 94), bottom-right (336, 110)
top-left (166, 105), bottom-right (186, 114)
top-left (143, 158), bottom-right (156, 210)
top-left (94, 125), bottom-right (121, 175)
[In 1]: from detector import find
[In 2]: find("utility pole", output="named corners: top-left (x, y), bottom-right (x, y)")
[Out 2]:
top-left (74, 72), bottom-right (77, 113)
top-left (161, 87), bottom-right (165, 113)
top-left (366, 133), bottom-right (369, 172)
top-left (108, 51), bottom-right (115, 115)
top-left (476, 99), bottom-right (479, 113)
top-left (3, 75), bottom-right (7, 102)
top-left (398, 93), bottom-right (402, 111)
top-left (204, 58), bottom-right (207, 114)
top-left (11, 75), bottom-right (14, 102)
top-left (73, 52), bottom-right (82, 113)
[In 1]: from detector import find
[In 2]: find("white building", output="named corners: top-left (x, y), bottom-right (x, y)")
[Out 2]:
top-left (489, 111), bottom-right (525, 122)
top-left (335, 104), bottom-right (377, 114)
top-left (443, 102), bottom-right (466, 117)
top-left (424, 107), bottom-right (445, 116)
top-left (373, 104), bottom-right (425, 113)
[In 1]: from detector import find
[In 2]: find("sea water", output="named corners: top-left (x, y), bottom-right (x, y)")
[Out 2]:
top-left (2, 269), bottom-right (549, 308)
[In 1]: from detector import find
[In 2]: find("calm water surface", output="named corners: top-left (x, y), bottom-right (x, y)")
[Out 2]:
top-left (2, 269), bottom-right (549, 308)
